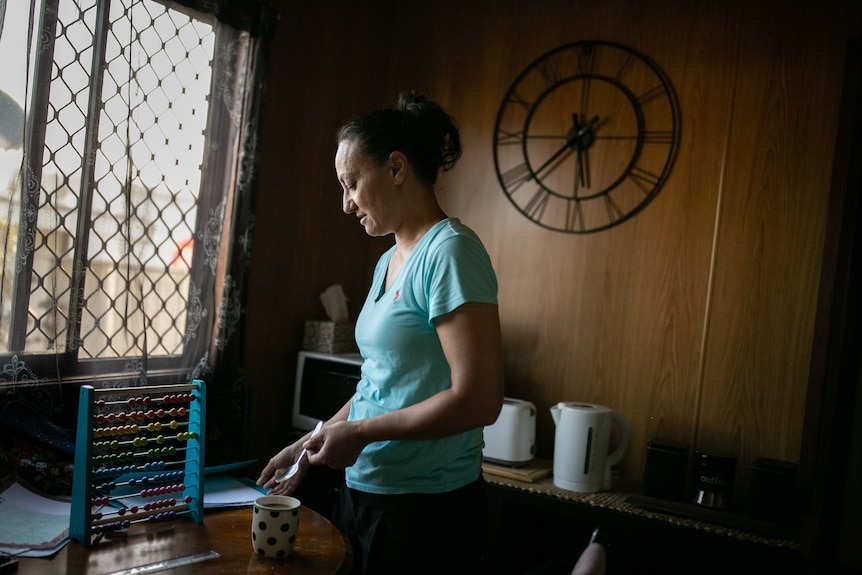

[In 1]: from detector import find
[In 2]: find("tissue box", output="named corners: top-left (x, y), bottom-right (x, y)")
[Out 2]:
top-left (302, 320), bottom-right (357, 354)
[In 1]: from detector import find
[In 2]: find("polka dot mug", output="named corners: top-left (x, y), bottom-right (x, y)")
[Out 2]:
top-left (252, 495), bottom-right (301, 558)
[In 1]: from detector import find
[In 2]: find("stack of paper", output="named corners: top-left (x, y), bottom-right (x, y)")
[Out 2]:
top-left (0, 481), bottom-right (71, 557)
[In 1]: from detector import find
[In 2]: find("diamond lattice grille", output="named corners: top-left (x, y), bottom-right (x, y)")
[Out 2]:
top-left (18, 0), bottom-right (214, 359)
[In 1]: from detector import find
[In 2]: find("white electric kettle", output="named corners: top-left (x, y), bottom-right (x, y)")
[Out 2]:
top-left (550, 402), bottom-right (630, 493)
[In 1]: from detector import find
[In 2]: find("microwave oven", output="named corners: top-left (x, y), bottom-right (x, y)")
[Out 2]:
top-left (291, 351), bottom-right (363, 431)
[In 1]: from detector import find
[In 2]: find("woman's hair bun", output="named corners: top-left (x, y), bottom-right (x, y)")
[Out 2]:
top-left (337, 91), bottom-right (462, 187)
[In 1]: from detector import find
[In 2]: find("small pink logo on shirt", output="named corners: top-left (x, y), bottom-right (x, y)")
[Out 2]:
top-left (393, 289), bottom-right (400, 302)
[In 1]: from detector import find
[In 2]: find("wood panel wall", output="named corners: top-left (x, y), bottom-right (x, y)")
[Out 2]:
top-left (245, 0), bottom-right (862, 512)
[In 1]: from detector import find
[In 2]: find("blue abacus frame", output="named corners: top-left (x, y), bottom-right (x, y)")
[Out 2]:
top-left (69, 380), bottom-right (206, 546)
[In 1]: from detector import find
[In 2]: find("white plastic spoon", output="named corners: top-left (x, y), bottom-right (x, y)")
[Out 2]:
top-left (275, 420), bottom-right (323, 483)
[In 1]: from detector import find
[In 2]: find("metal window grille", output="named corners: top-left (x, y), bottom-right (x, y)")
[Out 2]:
top-left (0, 0), bottom-right (216, 373)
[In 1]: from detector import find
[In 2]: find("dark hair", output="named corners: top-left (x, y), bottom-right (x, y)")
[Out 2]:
top-left (336, 91), bottom-right (462, 188)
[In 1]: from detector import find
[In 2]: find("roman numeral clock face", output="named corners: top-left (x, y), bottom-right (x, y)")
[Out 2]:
top-left (493, 42), bottom-right (681, 233)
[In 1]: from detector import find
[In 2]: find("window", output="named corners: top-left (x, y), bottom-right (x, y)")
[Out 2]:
top-left (0, 0), bottom-right (260, 386)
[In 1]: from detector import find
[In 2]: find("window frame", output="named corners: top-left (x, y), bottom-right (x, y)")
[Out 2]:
top-left (0, 0), bottom-right (242, 387)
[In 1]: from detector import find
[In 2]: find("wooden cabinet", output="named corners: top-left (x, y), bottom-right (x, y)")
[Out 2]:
top-left (482, 477), bottom-right (805, 575)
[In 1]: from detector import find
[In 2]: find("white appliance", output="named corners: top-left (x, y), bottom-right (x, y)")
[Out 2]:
top-left (292, 351), bottom-right (362, 431)
top-left (483, 398), bottom-right (536, 466)
top-left (550, 402), bottom-right (630, 492)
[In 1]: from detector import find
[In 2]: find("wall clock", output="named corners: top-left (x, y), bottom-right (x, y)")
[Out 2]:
top-left (493, 41), bottom-right (681, 233)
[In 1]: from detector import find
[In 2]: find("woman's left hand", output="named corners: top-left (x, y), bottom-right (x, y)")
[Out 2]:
top-left (305, 420), bottom-right (367, 469)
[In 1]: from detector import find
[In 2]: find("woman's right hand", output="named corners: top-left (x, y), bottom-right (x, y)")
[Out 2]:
top-left (255, 442), bottom-right (307, 495)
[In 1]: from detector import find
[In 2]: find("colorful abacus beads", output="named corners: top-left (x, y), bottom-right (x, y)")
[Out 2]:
top-left (139, 483), bottom-right (185, 498)
top-left (91, 484), bottom-right (186, 507)
top-left (95, 411), bottom-right (148, 425)
top-left (93, 465), bottom-right (137, 479)
top-left (94, 481), bottom-right (118, 493)
top-left (92, 452), bottom-right (132, 464)
top-left (127, 396), bottom-right (152, 407)
top-left (92, 520), bottom-right (131, 534)
top-left (162, 393), bottom-right (195, 404)
top-left (147, 510), bottom-right (178, 522)
top-left (94, 424), bottom-right (139, 437)
top-left (143, 498), bottom-right (177, 511)
top-left (94, 440), bottom-right (121, 451)
top-left (71, 382), bottom-right (205, 547)
top-left (93, 392), bottom-right (193, 414)
top-left (145, 446), bottom-right (177, 458)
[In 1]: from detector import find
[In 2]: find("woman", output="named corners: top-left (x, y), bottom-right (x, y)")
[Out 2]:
top-left (257, 91), bottom-right (504, 573)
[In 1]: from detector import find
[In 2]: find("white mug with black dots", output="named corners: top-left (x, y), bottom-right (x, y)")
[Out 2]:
top-left (252, 495), bottom-right (301, 558)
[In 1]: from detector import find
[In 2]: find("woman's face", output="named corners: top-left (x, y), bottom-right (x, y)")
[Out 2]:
top-left (335, 139), bottom-right (399, 237)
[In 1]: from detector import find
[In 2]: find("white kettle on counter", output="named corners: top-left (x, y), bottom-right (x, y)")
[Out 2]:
top-left (550, 402), bottom-right (630, 493)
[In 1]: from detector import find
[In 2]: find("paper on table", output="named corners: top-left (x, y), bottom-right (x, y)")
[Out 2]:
top-left (0, 482), bottom-right (70, 553)
top-left (0, 471), bottom-right (264, 556)
top-left (203, 475), bottom-right (267, 508)
top-left (118, 474), bottom-right (266, 510)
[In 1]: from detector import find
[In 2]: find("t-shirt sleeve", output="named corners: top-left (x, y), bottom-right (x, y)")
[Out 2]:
top-left (424, 233), bottom-right (498, 323)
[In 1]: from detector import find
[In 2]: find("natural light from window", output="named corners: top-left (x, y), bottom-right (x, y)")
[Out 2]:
top-left (0, 1), bottom-right (214, 359)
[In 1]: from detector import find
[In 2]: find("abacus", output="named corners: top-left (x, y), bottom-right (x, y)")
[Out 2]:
top-left (69, 381), bottom-right (206, 546)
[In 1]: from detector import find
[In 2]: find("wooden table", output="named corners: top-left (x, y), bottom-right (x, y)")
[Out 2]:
top-left (16, 506), bottom-right (352, 574)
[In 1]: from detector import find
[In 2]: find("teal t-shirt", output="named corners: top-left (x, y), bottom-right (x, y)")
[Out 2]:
top-left (346, 218), bottom-right (498, 494)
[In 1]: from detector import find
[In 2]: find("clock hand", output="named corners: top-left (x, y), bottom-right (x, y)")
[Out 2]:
top-left (577, 115), bottom-right (599, 138)
top-left (532, 114), bottom-right (586, 180)
top-left (531, 140), bottom-right (574, 180)
top-left (531, 115), bottom-right (600, 183)
top-left (576, 147), bottom-right (585, 188)
top-left (574, 115), bottom-right (598, 189)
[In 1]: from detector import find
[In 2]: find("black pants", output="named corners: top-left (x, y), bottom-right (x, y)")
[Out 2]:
top-left (331, 476), bottom-right (487, 574)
